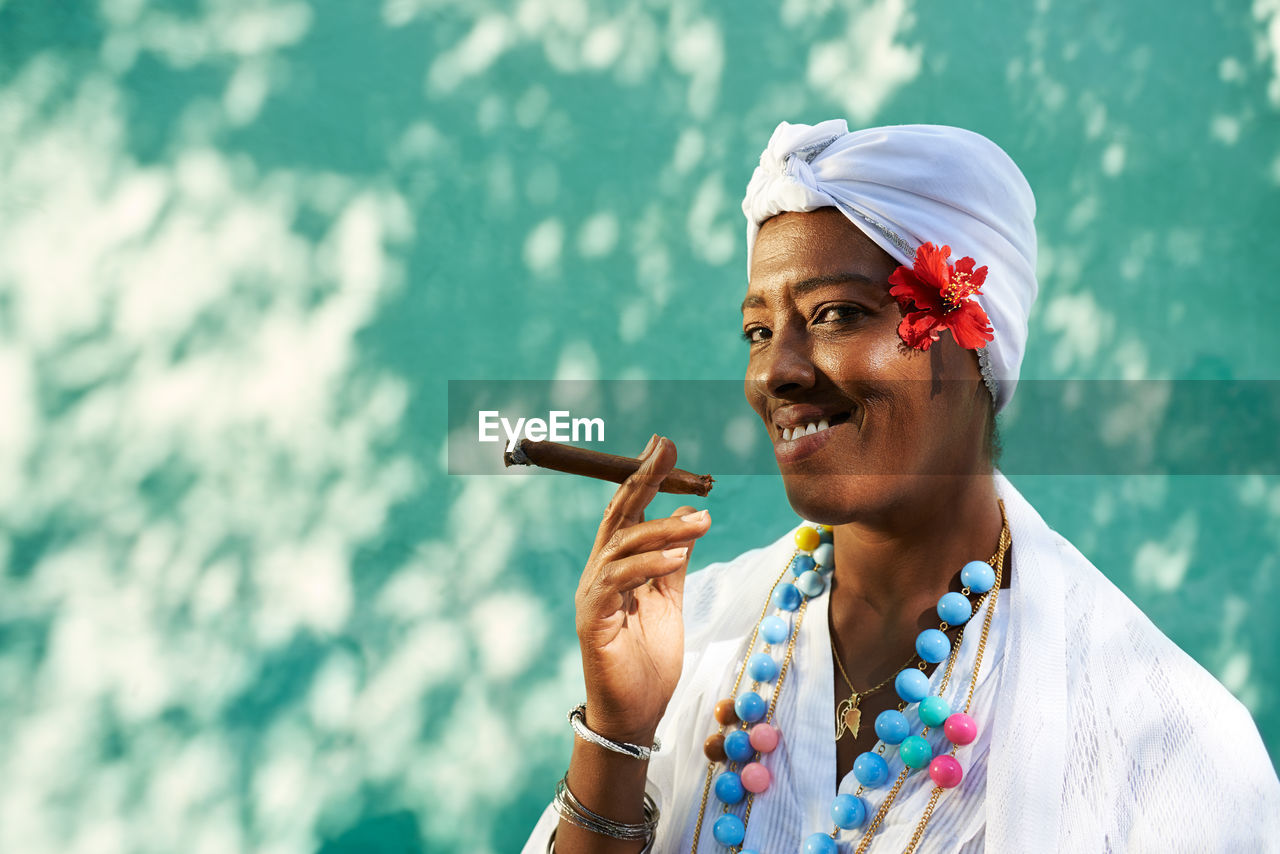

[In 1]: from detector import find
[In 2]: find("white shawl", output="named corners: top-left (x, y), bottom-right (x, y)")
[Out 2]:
top-left (522, 472), bottom-right (1280, 851)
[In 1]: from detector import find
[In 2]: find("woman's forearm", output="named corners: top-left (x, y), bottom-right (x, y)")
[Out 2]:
top-left (552, 725), bottom-right (655, 854)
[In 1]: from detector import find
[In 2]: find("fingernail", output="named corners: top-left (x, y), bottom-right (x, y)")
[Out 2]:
top-left (641, 434), bottom-right (658, 458)
top-left (662, 547), bottom-right (689, 559)
top-left (681, 510), bottom-right (709, 523)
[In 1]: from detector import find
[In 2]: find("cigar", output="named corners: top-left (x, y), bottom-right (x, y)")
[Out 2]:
top-left (502, 439), bottom-right (714, 496)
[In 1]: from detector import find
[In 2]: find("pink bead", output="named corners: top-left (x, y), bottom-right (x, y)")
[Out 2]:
top-left (944, 712), bottom-right (977, 746)
top-left (740, 761), bottom-right (772, 793)
top-left (749, 723), bottom-right (780, 754)
top-left (929, 755), bottom-right (964, 788)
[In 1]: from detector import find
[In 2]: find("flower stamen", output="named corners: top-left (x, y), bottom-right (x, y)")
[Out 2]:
top-left (941, 271), bottom-right (982, 312)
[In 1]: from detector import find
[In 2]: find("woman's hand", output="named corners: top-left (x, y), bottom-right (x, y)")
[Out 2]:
top-left (574, 435), bottom-right (712, 745)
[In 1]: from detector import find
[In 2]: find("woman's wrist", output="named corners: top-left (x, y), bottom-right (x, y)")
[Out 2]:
top-left (581, 706), bottom-right (660, 751)
top-left (554, 737), bottom-right (654, 854)
top-left (552, 774), bottom-right (659, 841)
top-left (570, 704), bottom-right (661, 760)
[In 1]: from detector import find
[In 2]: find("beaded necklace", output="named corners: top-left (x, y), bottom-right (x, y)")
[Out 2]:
top-left (690, 501), bottom-right (1010, 854)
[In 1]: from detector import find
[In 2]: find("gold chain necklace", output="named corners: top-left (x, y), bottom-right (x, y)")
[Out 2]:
top-left (831, 641), bottom-right (915, 741)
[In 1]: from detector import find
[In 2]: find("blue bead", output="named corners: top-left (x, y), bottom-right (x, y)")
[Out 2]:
top-left (915, 628), bottom-right (950, 664)
top-left (795, 569), bottom-right (825, 598)
top-left (790, 554), bottom-right (816, 576)
top-left (713, 771), bottom-right (745, 804)
top-left (725, 728), bottom-right (755, 762)
top-left (802, 832), bottom-right (838, 854)
top-left (831, 793), bottom-right (868, 829)
top-left (961, 560), bottom-right (996, 593)
top-left (812, 543), bottom-right (834, 570)
top-left (818, 525), bottom-right (833, 543)
top-left (772, 583), bottom-right (802, 612)
top-left (712, 814), bottom-right (745, 846)
top-left (734, 691), bottom-right (766, 724)
top-left (895, 668), bottom-right (930, 703)
top-left (761, 615), bottom-right (790, 644)
top-left (874, 709), bottom-right (911, 745)
top-left (918, 695), bottom-right (952, 728)
top-left (852, 751), bottom-right (889, 787)
top-left (899, 734), bottom-right (933, 769)
top-left (747, 652), bottom-right (780, 683)
top-left (936, 591), bottom-right (971, 625)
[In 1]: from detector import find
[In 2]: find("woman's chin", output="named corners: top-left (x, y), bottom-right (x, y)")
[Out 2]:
top-left (780, 473), bottom-right (902, 526)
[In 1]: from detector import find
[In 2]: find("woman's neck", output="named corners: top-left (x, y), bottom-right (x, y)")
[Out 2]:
top-left (827, 474), bottom-right (1004, 685)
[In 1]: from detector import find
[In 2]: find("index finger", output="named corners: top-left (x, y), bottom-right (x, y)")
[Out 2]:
top-left (595, 436), bottom-right (679, 547)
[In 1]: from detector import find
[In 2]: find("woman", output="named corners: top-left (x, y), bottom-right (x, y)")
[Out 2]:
top-left (521, 120), bottom-right (1280, 852)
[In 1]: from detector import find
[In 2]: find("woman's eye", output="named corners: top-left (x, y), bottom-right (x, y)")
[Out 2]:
top-left (741, 326), bottom-right (770, 344)
top-left (814, 304), bottom-right (864, 324)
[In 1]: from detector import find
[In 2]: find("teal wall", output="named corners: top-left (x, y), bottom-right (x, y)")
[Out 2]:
top-left (1, 1), bottom-right (1277, 852)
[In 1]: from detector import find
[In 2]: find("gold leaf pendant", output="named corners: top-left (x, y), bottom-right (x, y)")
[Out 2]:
top-left (835, 694), bottom-right (861, 741)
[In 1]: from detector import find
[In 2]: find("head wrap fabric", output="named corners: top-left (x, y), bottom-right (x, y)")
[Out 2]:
top-left (741, 119), bottom-right (1038, 414)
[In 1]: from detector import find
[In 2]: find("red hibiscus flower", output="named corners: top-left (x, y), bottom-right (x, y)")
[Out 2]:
top-left (887, 242), bottom-right (994, 351)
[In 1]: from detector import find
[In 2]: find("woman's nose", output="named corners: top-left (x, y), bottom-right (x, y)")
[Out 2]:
top-left (752, 327), bottom-right (816, 398)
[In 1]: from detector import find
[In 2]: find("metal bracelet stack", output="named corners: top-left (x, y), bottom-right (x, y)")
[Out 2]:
top-left (552, 776), bottom-right (659, 846)
top-left (545, 826), bottom-right (656, 854)
top-left (567, 703), bottom-right (661, 761)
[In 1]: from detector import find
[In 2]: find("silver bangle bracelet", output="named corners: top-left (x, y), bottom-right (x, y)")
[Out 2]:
top-left (551, 775), bottom-right (659, 846)
top-left (546, 825), bottom-right (656, 854)
top-left (567, 703), bottom-right (661, 761)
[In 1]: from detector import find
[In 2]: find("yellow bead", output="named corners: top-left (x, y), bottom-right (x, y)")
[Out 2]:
top-left (794, 527), bottom-right (821, 552)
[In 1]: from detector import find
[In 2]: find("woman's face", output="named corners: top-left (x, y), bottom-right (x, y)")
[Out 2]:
top-left (742, 207), bottom-right (992, 524)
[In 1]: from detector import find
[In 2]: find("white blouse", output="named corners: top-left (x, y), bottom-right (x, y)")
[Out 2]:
top-left (522, 472), bottom-right (1280, 853)
top-left (523, 514), bottom-right (1007, 853)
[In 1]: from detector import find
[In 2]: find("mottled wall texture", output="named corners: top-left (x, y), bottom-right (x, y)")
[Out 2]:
top-left (1, 1), bottom-right (1277, 852)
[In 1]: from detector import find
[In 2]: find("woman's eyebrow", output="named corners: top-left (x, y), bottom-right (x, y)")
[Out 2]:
top-left (741, 272), bottom-right (877, 313)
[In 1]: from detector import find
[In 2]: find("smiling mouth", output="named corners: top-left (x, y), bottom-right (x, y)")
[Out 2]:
top-left (775, 411), bottom-right (853, 443)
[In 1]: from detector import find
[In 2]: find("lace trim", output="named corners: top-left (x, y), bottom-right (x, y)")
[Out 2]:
top-left (781, 133), bottom-right (843, 179)
top-left (977, 345), bottom-right (1000, 406)
top-left (795, 133), bottom-right (842, 165)
top-left (852, 210), bottom-right (916, 260)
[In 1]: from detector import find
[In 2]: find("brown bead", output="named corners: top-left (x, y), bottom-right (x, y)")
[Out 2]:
top-left (713, 698), bottom-right (739, 726)
top-left (703, 732), bottom-right (727, 762)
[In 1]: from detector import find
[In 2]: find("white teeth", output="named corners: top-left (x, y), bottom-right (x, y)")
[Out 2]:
top-left (780, 420), bottom-right (838, 442)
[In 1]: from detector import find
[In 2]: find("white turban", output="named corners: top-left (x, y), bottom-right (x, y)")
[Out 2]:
top-left (741, 119), bottom-right (1038, 413)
